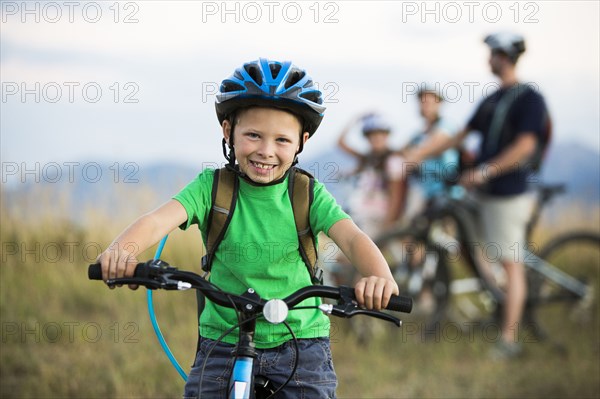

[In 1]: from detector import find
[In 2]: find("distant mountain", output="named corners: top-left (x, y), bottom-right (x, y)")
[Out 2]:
top-left (2, 141), bottom-right (598, 223)
top-left (1, 161), bottom-right (202, 224)
top-left (539, 141), bottom-right (600, 203)
top-left (299, 140), bottom-right (600, 214)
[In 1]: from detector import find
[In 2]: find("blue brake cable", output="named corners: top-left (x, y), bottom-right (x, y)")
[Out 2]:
top-left (147, 235), bottom-right (188, 381)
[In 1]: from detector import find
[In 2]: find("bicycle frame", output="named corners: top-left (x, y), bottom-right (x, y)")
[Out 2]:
top-left (425, 191), bottom-right (507, 300)
top-left (524, 251), bottom-right (588, 298)
top-left (229, 309), bottom-right (260, 399)
top-left (399, 182), bottom-right (590, 307)
top-left (375, 179), bottom-right (596, 346)
top-left (429, 184), bottom-right (591, 301)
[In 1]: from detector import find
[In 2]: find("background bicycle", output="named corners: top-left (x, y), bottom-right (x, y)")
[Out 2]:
top-left (374, 182), bottom-right (599, 348)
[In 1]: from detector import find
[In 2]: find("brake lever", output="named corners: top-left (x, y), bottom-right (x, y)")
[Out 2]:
top-left (332, 286), bottom-right (403, 326)
top-left (106, 270), bottom-right (191, 290)
top-left (330, 304), bottom-right (402, 327)
top-left (106, 277), bottom-right (163, 289)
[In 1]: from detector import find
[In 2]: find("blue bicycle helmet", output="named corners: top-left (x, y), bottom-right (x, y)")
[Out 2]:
top-left (216, 58), bottom-right (326, 136)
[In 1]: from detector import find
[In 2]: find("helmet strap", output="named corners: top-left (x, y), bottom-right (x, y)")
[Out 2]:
top-left (222, 138), bottom-right (238, 169)
top-left (222, 112), bottom-right (239, 168)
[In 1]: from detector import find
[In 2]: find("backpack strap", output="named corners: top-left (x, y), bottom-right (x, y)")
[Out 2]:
top-left (486, 83), bottom-right (531, 155)
top-left (201, 167), bottom-right (239, 273)
top-left (288, 167), bottom-right (323, 284)
top-left (486, 83), bottom-right (551, 172)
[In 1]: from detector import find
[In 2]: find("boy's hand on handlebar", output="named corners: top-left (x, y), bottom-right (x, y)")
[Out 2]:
top-left (354, 277), bottom-right (399, 311)
top-left (96, 247), bottom-right (139, 290)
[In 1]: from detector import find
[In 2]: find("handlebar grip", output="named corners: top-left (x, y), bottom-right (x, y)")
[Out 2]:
top-left (88, 263), bottom-right (103, 280)
top-left (386, 295), bottom-right (413, 313)
top-left (88, 263), bottom-right (150, 280)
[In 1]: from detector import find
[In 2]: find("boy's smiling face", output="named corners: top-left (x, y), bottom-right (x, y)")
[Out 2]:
top-left (223, 107), bottom-right (309, 184)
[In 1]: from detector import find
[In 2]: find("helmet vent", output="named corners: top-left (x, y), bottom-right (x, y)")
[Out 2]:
top-left (244, 64), bottom-right (263, 86)
top-left (233, 70), bottom-right (244, 80)
top-left (284, 69), bottom-right (305, 89)
top-left (220, 80), bottom-right (245, 93)
top-left (269, 63), bottom-right (282, 80)
top-left (300, 90), bottom-right (322, 104)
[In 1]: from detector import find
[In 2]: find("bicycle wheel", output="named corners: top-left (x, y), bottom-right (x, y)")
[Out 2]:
top-left (375, 223), bottom-right (450, 329)
top-left (526, 231), bottom-right (600, 342)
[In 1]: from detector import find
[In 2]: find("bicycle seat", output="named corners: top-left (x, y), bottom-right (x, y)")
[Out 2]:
top-left (538, 184), bottom-right (566, 201)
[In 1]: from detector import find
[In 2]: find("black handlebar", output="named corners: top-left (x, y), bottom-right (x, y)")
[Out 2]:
top-left (88, 261), bottom-right (413, 315)
top-left (89, 260), bottom-right (246, 309)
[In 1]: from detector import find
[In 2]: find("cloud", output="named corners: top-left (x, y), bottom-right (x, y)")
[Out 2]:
top-left (1, 1), bottom-right (599, 165)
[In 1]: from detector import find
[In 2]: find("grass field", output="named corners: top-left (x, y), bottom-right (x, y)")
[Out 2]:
top-left (1, 185), bottom-right (599, 398)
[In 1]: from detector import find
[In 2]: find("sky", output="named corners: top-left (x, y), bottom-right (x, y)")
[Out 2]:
top-left (2, 0), bottom-right (599, 176)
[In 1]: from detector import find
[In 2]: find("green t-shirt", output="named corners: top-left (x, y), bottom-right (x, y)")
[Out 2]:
top-left (173, 168), bottom-right (350, 348)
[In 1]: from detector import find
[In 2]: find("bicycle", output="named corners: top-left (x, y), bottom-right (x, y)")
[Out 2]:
top-left (323, 170), bottom-right (407, 345)
top-left (374, 182), bottom-right (599, 344)
top-left (88, 259), bottom-right (413, 399)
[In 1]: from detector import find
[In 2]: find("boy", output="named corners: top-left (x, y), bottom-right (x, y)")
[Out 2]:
top-left (97, 58), bottom-right (399, 398)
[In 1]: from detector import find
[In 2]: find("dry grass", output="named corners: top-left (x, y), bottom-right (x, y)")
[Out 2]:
top-left (1, 184), bottom-right (599, 398)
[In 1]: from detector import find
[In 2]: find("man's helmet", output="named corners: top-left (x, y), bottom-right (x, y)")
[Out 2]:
top-left (484, 32), bottom-right (526, 63)
top-left (215, 58), bottom-right (326, 136)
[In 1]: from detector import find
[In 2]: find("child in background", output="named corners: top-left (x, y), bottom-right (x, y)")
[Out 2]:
top-left (334, 113), bottom-right (405, 344)
top-left (337, 113), bottom-right (406, 236)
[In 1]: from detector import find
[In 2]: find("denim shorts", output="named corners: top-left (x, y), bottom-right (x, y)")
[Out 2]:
top-left (183, 337), bottom-right (337, 399)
